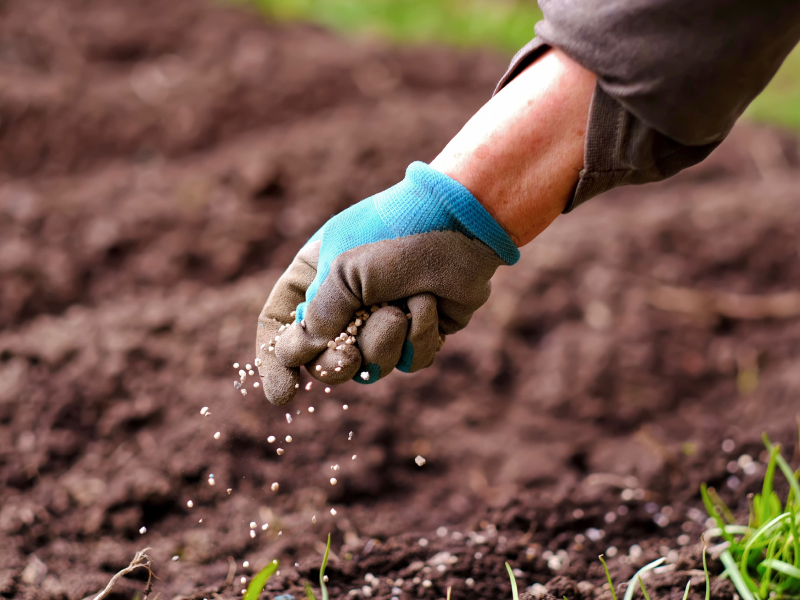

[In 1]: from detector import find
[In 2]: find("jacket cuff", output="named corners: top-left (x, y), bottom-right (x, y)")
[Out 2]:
top-left (495, 44), bottom-right (722, 212)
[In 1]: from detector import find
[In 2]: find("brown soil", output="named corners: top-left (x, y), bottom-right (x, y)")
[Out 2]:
top-left (1, 0), bottom-right (800, 599)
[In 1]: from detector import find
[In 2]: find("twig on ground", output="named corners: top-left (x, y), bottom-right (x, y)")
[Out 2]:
top-left (84, 548), bottom-right (155, 600)
top-left (649, 285), bottom-right (800, 320)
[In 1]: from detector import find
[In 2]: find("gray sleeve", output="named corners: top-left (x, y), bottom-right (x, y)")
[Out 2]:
top-left (495, 0), bottom-right (800, 211)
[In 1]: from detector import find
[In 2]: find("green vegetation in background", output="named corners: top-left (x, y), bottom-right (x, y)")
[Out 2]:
top-left (243, 0), bottom-right (541, 54)
top-left (747, 46), bottom-right (800, 131)
top-left (241, 0), bottom-right (800, 130)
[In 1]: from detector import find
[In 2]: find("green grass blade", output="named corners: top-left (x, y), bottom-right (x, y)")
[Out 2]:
top-left (505, 562), bottom-right (519, 600)
top-left (790, 502), bottom-right (800, 568)
top-left (762, 559), bottom-right (800, 579)
top-left (702, 484), bottom-right (735, 543)
top-left (764, 435), bottom-right (800, 501)
top-left (638, 577), bottom-right (652, 600)
top-left (703, 547), bottom-right (711, 600)
top-left (623, 558), bottom-right (665, 600)
top-left (759, 532), bottom-right (781, 597)
top-left (721, 550), bottom-right (757, 600)
top-left (760, 444), bottom-right (780, 525)
top-left (305, 581), bottom-right (317, 600)
top-left (708, 487), bottom-right (736, 524)
top-left (244, 559), bottom-right (279, 600)
top-left (598, 555), bottom-right (618, 600)
top-left (680, 581), bottom-right (692, 600)
top-left (320, 533), bottom-right (331, 600)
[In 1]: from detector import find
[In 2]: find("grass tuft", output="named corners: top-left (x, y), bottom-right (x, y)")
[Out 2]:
top-left (703, 430), bottom-right (800, 600)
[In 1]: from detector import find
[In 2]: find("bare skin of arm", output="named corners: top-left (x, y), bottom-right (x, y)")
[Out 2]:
top-left (430, 49), bottom-right (596, 247)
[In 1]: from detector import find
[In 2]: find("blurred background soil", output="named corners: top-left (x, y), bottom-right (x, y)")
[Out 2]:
top-left (1, 0), bottom-right (799, 599)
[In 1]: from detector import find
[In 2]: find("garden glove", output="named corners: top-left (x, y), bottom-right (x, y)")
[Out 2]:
top-left (256, 162), bottom-right (519, 405)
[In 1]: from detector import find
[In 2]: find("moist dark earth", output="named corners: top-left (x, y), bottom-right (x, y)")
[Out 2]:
top-left (1, 1), bottom-right (800, 599)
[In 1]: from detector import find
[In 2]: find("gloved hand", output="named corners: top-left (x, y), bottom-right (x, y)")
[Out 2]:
top-left (255, 162), bottom-right (519, 405)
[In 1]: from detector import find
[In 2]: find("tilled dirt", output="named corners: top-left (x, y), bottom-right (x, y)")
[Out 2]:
top-left (1, 0), bottom-right (800, 599)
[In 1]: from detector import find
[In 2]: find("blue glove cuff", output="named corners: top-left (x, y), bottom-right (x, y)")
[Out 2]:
top-left (374, 162), bottom-right (520, 266)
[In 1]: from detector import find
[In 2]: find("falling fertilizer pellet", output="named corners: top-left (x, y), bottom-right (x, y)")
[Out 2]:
top-left (415, 455), bottom-right (427, 467)
top-left (187, 500), bottom-right (194, 508)
top-left (249, 530), bottom-right (256, 539)
top-left (240, 577), bottom-right (246, 584)
top-left (325, 387), bottom-right (331, 393)
top-left (254, 358), bottom-right (262, 367)
top-left (271, 482), bottom-right (280, 492)
top-left (200, 406), bottom-right (209, 415)
top-left (312, 515), bottom-right (317, 524)
top-left (233, 363), bottom-right (239, 369)
top-left (245, 364), bottom-right (251, 370)
top-left (250, 522), bottom-right (256, 529)
top-left (253, 382), bottom-right (260, 388)
top-left (261, 523), bottom-right (268, 530)
top-left (352, 455), bottom-right (357, 460)
top-left (348, 431), bottom-right (354, 440)
top-left (308, 406), bottom-right (315, 413)
top-left (330, 508), bottom-right (337, 515)
top-left (277, 448), bottom-right (284, 455)
top-left (243, 561), bottom-right (249, 568)
top-left (267, 435), bottom-right (276, 443)
top-left (360, 372), bottom-right (370, 381)
top-left (240, 389), bottom-right (247, 397)
top-left (285, 435), bottom-right (292, 443)
top-left (139, 526), bottom-right (147, 534)
top-left (305, 382), bottom-right (313, 391)
top-left (227, 488), bottom-right (232, 494)
top-left (285, 413), bottom-right (292, 424)
top-left (343, 404), bottom-right (348, 410)
top-left (330, 478), bottom-right (337, 485)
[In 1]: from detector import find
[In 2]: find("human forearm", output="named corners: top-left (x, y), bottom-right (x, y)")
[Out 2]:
top-left (430, 49), bottom-right (596, 246)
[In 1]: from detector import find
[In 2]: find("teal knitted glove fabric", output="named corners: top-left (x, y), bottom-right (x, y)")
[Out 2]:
top-left (256, 162), bottom-right (519, 405)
